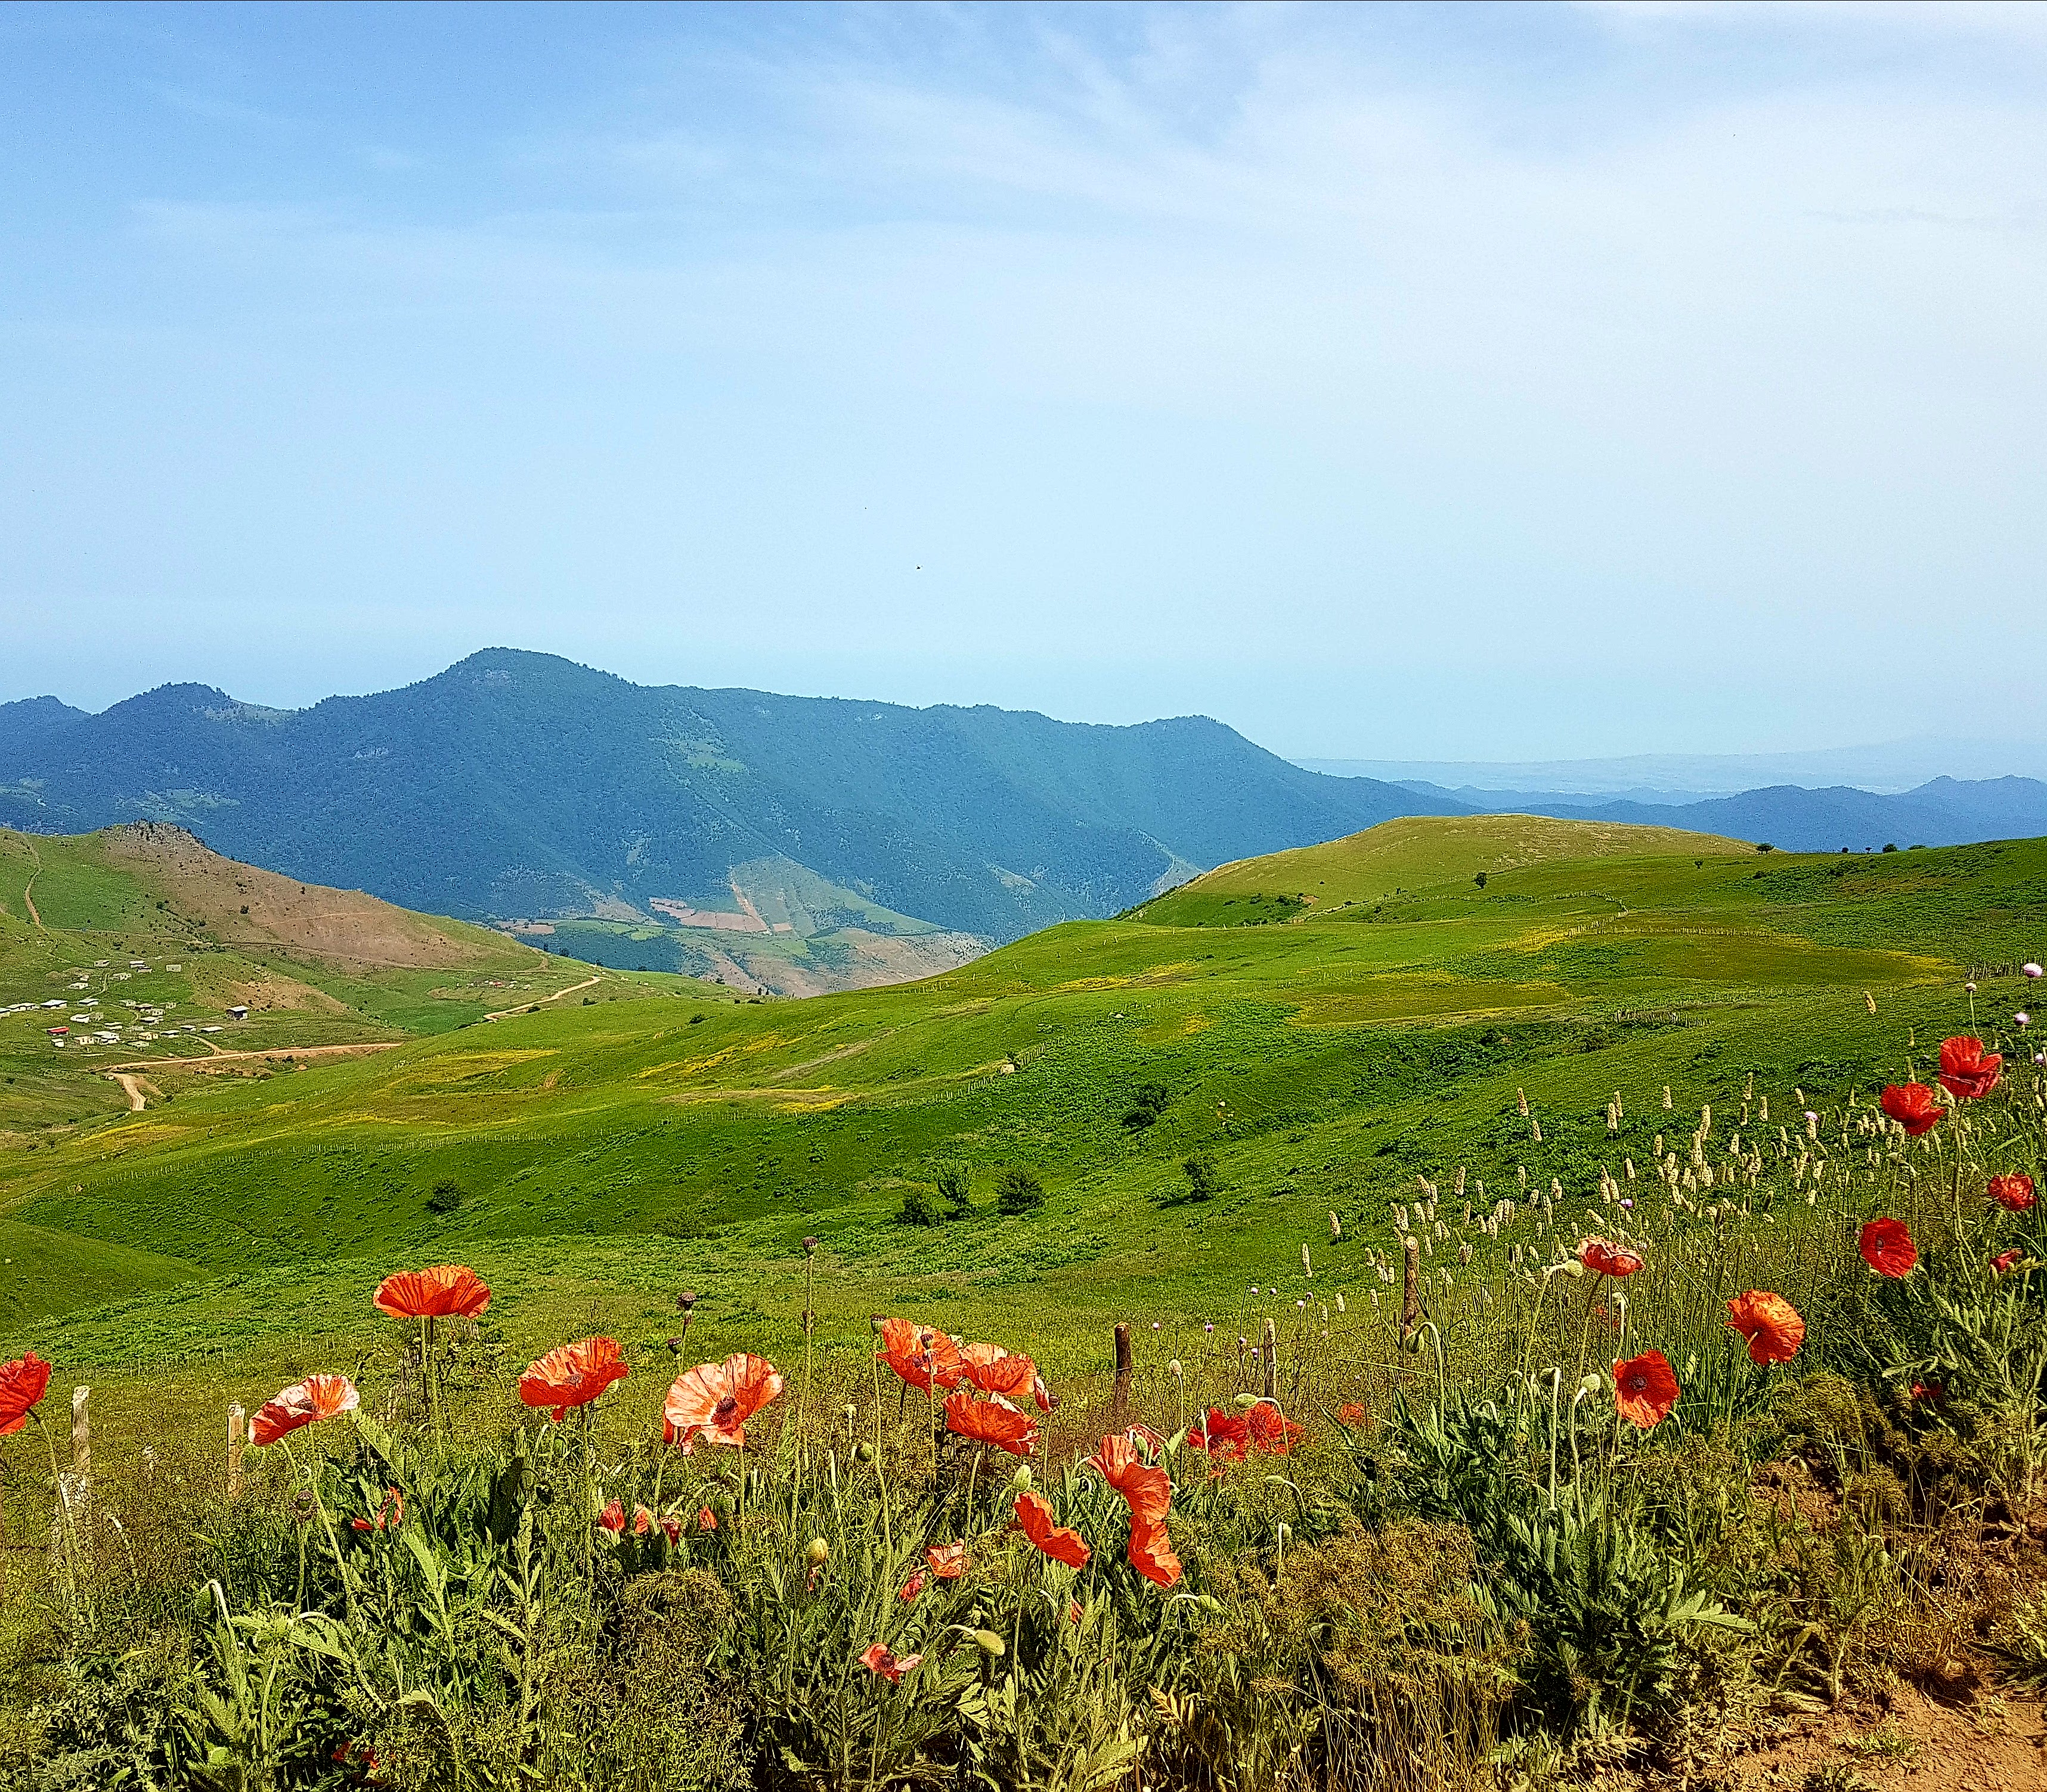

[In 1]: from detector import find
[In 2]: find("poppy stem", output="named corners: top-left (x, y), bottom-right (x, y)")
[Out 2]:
top-left (869, 1348), bottom-right (893, 1555)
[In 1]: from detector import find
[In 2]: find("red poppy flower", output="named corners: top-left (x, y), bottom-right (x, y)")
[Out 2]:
top-left (1069, 1597), bottom-right (1082, 1624)
top-left (1612, 1351), bottom-right (1680, 1429)
top-left (859, 1642), bottom-right (922, 1684)
top-left (959, 1341), bottom-right (1051, 1410)
top-left (698, 1504), bottom-right (718, 1532)
top-left (518, 1337), bottom-right (629, 1422)
top-left (1987, 1173), bottom-right (2036, 1213)
top-left (1244, 1401), bottom-right (1303, 1455)
top-left (373, 1264), bottom-right (490, 1320)
top-left (899, 1569), bottom-right (925, 1601)
top-left (0, 1352), bottom-right (52, 1437)
top-left (1015, 1490), bottom-right (1090, 1568)
top-left (1188, 1407), bottom-right (1250, 1461)
top-left (350, 1487), bottom-right (404, 1533)
top-left (875, 1317), bottom-right (966, 1393)
top-left (1128, 1518), bottom-right (1183, 1589)
top-left (656, 1512), bottom-right (683, 1546)
top-left (943, 1390), bottom-right (1039, 1456)
top-left (1992, 1248), bottom-right (2025, 1276)
top-left (1880, 1083), bottom-right (1942, 1136)
top-left (1337, 1401), bottom-right (1367, 1425)
top-left (1579, 1238), bottom-right (1645, 1278)
top-left (1859, 1217), bottom-right (1917, 1279)
top-left (1937, 1036), bottom-right (2001, 1102)
top-left (633, 1505), bottom-right (655, 1537)
top-left (596, 1498), bottom-right (625, 1535)
top-left (250, 1374), bottom-right (360, 1447)
top-left (664, 1352), bottom-right (783, 1452)
top-left (1909, 1379), bottom-right (1945, 1404)
top-left (925, 1540), bottom-right (966, 1579)
top-left (1725, 1291), bottom-right (1804, 1366)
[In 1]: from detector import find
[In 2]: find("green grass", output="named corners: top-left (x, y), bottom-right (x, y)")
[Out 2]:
top-left (4, 817), bottom-right (2039, 1383)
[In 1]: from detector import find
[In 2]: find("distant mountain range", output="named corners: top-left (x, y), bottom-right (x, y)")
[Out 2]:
top-left (0, 651), bottom-right (1454, 968)
top-left (6, 653), bottom-right (2046, 985)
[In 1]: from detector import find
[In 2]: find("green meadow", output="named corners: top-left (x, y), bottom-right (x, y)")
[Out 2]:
top-left (3, 816), bottom-right (2036, 1391)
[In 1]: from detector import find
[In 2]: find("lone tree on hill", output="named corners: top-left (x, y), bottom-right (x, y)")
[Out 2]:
top-left (996, 1168), bottom-right (1045, 1216)
top-left (934, 1164), bottom-right (973, 1219)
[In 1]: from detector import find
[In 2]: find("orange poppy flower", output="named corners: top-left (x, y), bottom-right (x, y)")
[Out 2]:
top-left (1579, 1238), bottom-right (1644, 1278)
top-left (1128, 1517), bottom-right (1183, 1589)
top-left (1015, 1490), bottom-right (1090, 1568)
top-left (1937, 1035), bottom-right (2001, 1102)
top-left (859, 1642), bottom-right (922, 1684)
top-left (1612, 1351), bottom-right (1679, 1428)
top-left (1859, 1217), bottom-right (1917, 1279)
top-left (1879, 1083), bottom-right (1942, 1136)
top-left (1244, 1401), bottom-right (1303, 1455)
top-left (698, 1504), bottom-right (718, 1532)
top-left (1987, 1173), bottom-right (2036, 1213)
top-left (875, 1317), bottom-right (965, 1393)
top-left (1992, 1247), bottom-right (2024, 1276)
top-left (925, 1540), bottom-right (967, 1578)
top-left (899, 1569), bottom-right (925, 1601)
top-left (251, 1374), bottom-right (360, 1447)
top-left (633, 1505), bottom-right (656, 1537)
top-left (1337, 1401), bottom-right (1367, 1425)
top-left (1189, 1407), bottom-right (1249, 1460)
top-left (959, 1341), bottom-right (1051, 1410)
top-left (350, 1487), bottom-right (405, 1533)
top-left (664, 1352), bottom-right (784, 1452)
top-left (373, 1264), bottom-right (491, 1320)
top-left (943, 1390), bottom-right (1039, 1456)
top-left (1725, 1291), bottom-right (1804, 1366)
top-left (596, 1499), bottom-right (625, 1535)
top-left (518, 1337), bottom-right (629, 1422)
top-left (0, 1351), bottom-right (52, 1437)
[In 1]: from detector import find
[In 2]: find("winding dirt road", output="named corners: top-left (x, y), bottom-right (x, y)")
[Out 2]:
top-left (484, 974), bottom-right (602, 1021)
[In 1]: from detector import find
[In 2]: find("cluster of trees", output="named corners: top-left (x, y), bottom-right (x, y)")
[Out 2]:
top-left (896, 1164), bottom-right (1044, 1225)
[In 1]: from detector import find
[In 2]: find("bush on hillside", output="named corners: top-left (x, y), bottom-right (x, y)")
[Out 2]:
top-left (995, 1168), bottom-right (1045, 1214)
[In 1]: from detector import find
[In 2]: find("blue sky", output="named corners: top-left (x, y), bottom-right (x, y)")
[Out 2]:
top-left (4, 2), bottom-right (2043, 758)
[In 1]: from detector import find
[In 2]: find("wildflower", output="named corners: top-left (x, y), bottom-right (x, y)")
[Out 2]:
top-left (664, 1352), bottom-right (783, 1452)
top-left (518, 1337), bottom-right (628, 1422)
top-left (1337, 1401), bottom-right (1365, 1425)
top-left (1987, 1173), bottom-right (2036, 1213)
top-left (596, 1499), bottom-right (626, 1536)
top-left (251, 1374), bottom-right (359, 1446)
top-left (943, 1390), bottom-right (1039, 1456)
top-left (2024, 963), bottom-right (2043, 979)
top-left (1189, 1407), bottom-right (1250, 1461)
top-left (372, 1264), bottom-right (490, 1320)
top-left (350, 1487), bottom-right (404, 1533)
top-left (1244, 1400), bottom-right (1303, 1454)
top-left (899, 1569), bottom-right (925, 1601)
top-left (1992, 1248), bottom-right (2025, 1276)
top-left (1725, 1291), bottom-right (1804, 1365)
top-left (2018, 1013), bottom-right (2031, 1028)
top-left (925, 1540), bottom-right (966, 1578)
top-left (1086, 1433), bottom-right (1182, 1588)
top-left (1069, 1597), bottom-right (1083, 1624)
top-left (959, 1341), bottom-right (1050, 1410)
top-left (1612, 1351), bottom-right (1680, 1428)
top-left (1859, 1217), bottom-right (1918, 1278)
top-left (1203, 1322), bottom-right (1215, 1333)
top-left (858, 1642), bottom-right (922, 1684)
top-left (698, 1505), bottom-right (718, 1531)
top-left (1015, 1490), bottom-right (1090, 1567)
top-left (1578, 1238), bottom-right (1645, 1278)
top-left (1879, 1084), bottom-right (1942, 1137)
top-left (632, 1505), bottom-right (655, 1537)
top-left (1936, 1036), bottom-right (2001, 1102)
top-left (875, 1317), bottom-right (965, 1393)
top-left (1152, 1320), bottom-right (1162, 1331)
top-left (0, 1352), bottom-right (52, 1436)
top-left (1908, 1379), bottom-right (1946, 1405)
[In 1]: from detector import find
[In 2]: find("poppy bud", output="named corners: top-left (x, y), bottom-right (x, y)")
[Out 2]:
top-left (677, 1291), bottom-right (698, 1312)
top-left (854, 1441), bottom-right (875, 1463)
top-left (665, 1336), bottom-right (682, 1354)
top-left (803, 1236), bottom-right (818, 1255)
top-left (806, 1537), bottom-right (830, 1565)
top-left (1010, 1464), bottom-right (1032, 1492)
top-left (972, 1629), bottom-right (1006, 1656)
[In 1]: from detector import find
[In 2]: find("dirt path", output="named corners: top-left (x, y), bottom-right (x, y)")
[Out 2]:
top-left (109, 1072), bottom-right (147, 1112)
top-left (21, 841), bottom-right (43, 928)
top-left (95, 1040), bottom-right (404, 1073)
top-left (484, 975), bottom-right (602, 1021)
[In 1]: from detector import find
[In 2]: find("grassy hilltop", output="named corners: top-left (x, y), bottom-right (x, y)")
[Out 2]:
top-left (2, 814), bottom-right (2036, 1374)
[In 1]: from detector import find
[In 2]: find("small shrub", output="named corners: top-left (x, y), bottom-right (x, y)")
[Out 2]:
top-left (896, 1185), bottom-right (940, 1227)
top-left (1121, 1083), bottom-right (1171, 1130)
top-left (996, 1168), bottom-right (1045, 1215)
top-left (425, 1179), bottom-right (466, 1216)
top-left (933, 1163), bottom-right (973, 1219)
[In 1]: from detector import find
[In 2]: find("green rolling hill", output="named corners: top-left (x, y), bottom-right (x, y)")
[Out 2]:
top-left (2, 816), bottom-right (2037, 1392)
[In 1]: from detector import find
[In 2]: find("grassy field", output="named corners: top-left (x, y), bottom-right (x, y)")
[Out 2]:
top-left (3, 818), bottom-right (2036, 1374)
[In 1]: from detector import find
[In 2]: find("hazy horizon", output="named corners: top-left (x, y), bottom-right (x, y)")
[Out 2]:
top-left (6, 2), bottom-right (2045, 759)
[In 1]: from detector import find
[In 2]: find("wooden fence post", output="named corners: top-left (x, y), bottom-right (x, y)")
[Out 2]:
top-left (1111, 1322), bottom-right (1132, 1428)
top-left (227, 1403), bottom-right (247, 1500)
